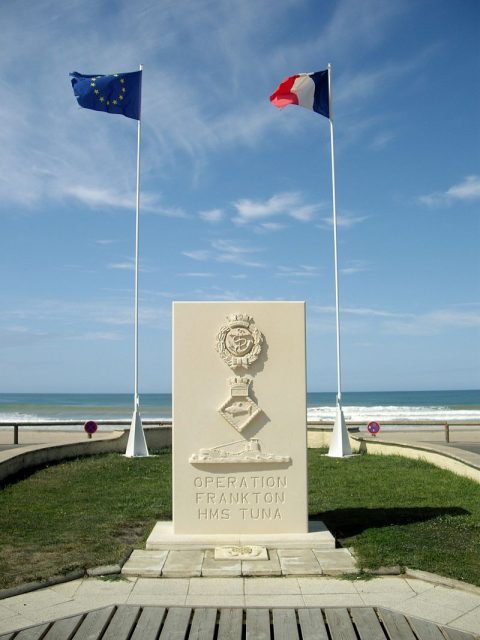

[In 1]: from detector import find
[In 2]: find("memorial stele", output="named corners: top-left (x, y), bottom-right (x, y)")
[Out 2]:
top-left (172, 301), bottom-right (308, 535)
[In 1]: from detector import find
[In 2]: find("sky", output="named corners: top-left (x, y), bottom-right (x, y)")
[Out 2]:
top-left (0, 0), bottom-right (479, 394)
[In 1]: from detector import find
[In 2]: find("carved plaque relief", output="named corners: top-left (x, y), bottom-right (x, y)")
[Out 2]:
top-left (188, 312), bottom-right (290, 466)
top-left (216, 314), bottom-right (263, 369)
top-left (218, 376), bottom-right (260, 433)
top-left (189, 438), bottom-right (291, 464)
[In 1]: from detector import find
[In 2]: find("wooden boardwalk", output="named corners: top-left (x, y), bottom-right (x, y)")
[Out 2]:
top-left (0, 604), bottom-right (476, 640)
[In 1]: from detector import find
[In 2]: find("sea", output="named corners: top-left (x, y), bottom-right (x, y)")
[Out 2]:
top-left (0, 390), bottom-right (479, 432)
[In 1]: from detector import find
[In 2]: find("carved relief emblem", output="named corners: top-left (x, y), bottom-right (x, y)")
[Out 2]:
top-left (216, 314), bottom-right (263, 369)
top-left (219, 376), bottom-right (261, 433)
top-left (189, 438), bottom-right (291, 464)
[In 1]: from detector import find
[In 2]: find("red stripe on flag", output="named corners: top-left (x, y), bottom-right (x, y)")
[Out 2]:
top-left (269, 75), bottom-right (300, 108)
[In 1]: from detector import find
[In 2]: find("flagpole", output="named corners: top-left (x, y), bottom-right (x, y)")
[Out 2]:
top-left (326, 63), bottom-right (352, 458)
top-left (125, 63), bottom-right (149, 457)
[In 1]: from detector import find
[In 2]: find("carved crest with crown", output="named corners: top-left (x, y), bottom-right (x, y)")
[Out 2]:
top-left (215, 313), bottom-right (263, 369)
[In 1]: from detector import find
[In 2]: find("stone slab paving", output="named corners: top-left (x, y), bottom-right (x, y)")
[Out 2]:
top-left (0, 576), bottom-right (479, 636)
top-left (242, 548), bottom-right (282, 576)
top-left (276, 548), bottom-right (323, 576)
top-left (201, 550), bottom-right (241, 577)
top-left (161, 550), bottom-right (204, 578)
top-left (121, 550), bottom-right (168, 577)
top-left (313, 548), bottom-right (359, 575)
top-left (121, 546), bottom-right (357, 577)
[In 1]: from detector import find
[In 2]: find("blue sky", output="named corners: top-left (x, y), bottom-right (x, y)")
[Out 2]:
top-left (0, 0), bottom-right (479, 393)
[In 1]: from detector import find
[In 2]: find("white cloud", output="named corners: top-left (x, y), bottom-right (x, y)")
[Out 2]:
top-left (182, 250), bottom-right (211, 261)
top-left (341, 260), bottom-right (370, 275)
top-left (65, 186), bottom-right (134, 210)
top-left (312, 305), bottom-right (411, 319)
top-left (313, 303), bottom-right (480, 336)
top-left (65, 185), bottom-right (188, 217)
top-left (447, 176), bottom-right (480, 200)
top-left (199, 208), bottom-right (224, 223)
top-left (419, 176), bottom-right (480, 207)
top-left (179, 272), bottom-right (214, 277)
top-left (212, 239), bottom-right (265, 268)
top-left (182, 240), bottom-right (265, 268)
top-left (107, 260), bottom-right (153, 273)
top-left (191, 287), bottom-right (242, 301)
top-left (150, 203), bottom-right (189, 218)
top-left (370, 131), bottom-right (395, 150)
top-left (233, 192), bottom-right (320, 225)
top-left (72, 331), bottom-right (123, 341)
top-left (383, 308), bottom-right (480, 336)
top-left (277, 265), bottom-right (320, 278)
top-left (319, 214), bottom-right (369, 229)
top-left (0, 326), bottom-right (51, 348)
top-left (259, 222), bottom-right (286, 231)
top-left (290, 204), bottom-right (318, 222)
top-left (211, 239), bottom-right (260, 255)
top-left (2, 297), bottom-right (169, 330)
top-left (108, 261), bottom-right (135, 271)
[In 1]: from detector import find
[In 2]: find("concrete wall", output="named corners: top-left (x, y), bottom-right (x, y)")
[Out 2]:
top-left (351, 436), bottom-right (480, 483)
top-left (0, 427), bottom-right (172, 484)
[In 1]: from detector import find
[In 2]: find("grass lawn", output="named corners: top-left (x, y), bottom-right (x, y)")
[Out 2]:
top-left (308, 450), bottom-right (480, 585)
top-left (0, 449), bottom-right (479, 589)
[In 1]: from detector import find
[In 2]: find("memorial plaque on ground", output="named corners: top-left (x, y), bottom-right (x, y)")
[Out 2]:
top-left (173, 301), bottom-right (308, 534)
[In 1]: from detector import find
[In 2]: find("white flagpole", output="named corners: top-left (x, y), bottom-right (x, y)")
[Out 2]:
top-left (326, 63), bottom-right (352, 458)
top-left (125, 63), bottom-right (149, 457)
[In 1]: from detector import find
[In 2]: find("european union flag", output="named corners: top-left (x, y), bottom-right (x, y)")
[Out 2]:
top-left (70, 71), bottom-right (142, 120)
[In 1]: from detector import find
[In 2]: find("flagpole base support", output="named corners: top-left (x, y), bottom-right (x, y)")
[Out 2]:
top-left (327, 403), bottom-right (354, 458)
top-left (125, 406), bottom-right (150, 457)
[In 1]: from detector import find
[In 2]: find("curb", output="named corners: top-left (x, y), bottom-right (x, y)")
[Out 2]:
top-left (405, 567), bottom-right (480, 595)
top-left (0, 548), bottom-right (134, 601)
top-left (0, 570), bottom-right (85, 601)
top-left (364, 565), bottom-right (402, 576)
top-left (351, 435), bottom-right (480, 481)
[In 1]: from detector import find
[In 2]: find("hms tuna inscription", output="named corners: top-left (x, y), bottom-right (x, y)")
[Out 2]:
top-left (194, 474), bottom-right (287, 521)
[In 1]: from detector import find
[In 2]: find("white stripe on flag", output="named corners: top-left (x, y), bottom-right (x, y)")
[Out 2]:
top-left (292, 74), bottom-right (315, 110)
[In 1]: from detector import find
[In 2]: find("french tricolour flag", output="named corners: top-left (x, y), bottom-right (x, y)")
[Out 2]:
top-left (270, 69), bottom-right (330, 119)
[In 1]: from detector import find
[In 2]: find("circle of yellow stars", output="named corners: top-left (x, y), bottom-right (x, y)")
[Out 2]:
top-left (90, 74), bottom-right (126, 107)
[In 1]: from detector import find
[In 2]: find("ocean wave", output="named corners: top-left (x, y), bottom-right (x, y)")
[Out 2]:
top-left (0, 412), bottom-right (47, 422)
top-left (307, 405), bottom-right (480, 423)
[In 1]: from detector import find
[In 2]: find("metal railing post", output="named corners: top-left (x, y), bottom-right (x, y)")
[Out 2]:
top-left (14, 424), bottom-right (19, 445)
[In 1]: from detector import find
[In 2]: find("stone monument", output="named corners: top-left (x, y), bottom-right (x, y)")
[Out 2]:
top-left (172, 301), bottom-right (308, 535)
top-left (146, 300), bottom-right (334, 549)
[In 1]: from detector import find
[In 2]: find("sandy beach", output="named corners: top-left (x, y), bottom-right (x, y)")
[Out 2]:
top-left (0, 428), bottom-right (125, 450)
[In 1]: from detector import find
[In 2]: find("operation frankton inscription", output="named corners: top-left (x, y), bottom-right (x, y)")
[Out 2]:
top-left (194, 474), bottom-right (287, 522)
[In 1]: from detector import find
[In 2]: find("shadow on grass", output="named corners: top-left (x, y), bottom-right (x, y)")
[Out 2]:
top-left (312, 506), bottom-right (470, 538)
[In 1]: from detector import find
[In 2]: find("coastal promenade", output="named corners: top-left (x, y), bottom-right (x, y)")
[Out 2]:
top-left (2, 423), bottom-right (479, 475)
top-left (351, 425), bottom-right (480, 483)
top-left (360, 426), bottom-right (480, 458)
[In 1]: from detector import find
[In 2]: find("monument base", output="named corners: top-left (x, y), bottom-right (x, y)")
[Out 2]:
top-left (146, 520), bottom-right (335, 550)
